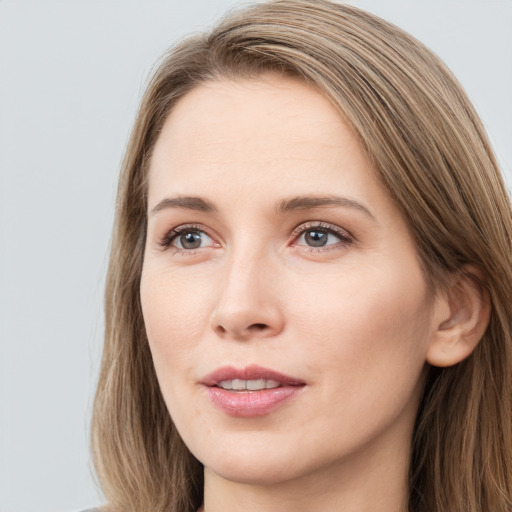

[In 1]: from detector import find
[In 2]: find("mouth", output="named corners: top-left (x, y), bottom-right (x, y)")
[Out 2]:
top-left (201, 365), bottom-right (306, 417)
top-left (215, 378), bottom-right (282, 391)
top-left (201, 364), bottom-right (306, 390)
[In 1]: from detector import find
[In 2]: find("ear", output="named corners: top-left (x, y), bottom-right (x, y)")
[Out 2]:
top-left (426, 265), bottom-right (491, 368)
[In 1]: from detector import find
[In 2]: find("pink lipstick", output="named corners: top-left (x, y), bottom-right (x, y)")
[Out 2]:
top-left (201, 365), bottom-right (306, 417)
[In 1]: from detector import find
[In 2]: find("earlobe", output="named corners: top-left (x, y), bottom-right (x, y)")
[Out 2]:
top-left (426, 266), bottom-right (491, 368)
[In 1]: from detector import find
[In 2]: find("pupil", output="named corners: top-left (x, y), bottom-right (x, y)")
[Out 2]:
top-left (305, 230), bottom-right (327, 247)
top-left (181, 231), bottom-right (202, 249)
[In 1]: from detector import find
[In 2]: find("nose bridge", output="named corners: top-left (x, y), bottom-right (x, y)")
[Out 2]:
top-left (210, 237), bottom-right (283, 340)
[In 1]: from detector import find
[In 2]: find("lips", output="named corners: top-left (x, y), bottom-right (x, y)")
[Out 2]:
top-left (201, 365), bottom-right (306, 417)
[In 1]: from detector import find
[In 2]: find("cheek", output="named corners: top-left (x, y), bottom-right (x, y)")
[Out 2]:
top-left (140, 269), bottom-right (209, 428)
top-left (279, 262), bottom-right (432, 456)
top-left (288, 259), bottom-right (432, 384)
top-left (141, 263), bottom-right (212, 337)
top-left (140, 268), bottom-right (208, 376)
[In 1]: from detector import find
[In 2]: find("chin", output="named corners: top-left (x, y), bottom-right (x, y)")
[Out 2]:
top-left (213, 467), bottom-right (289, 486)
top-left (192, 430), bottom-right (337, 488)
top-left (204, 456), bottom-right (303, 487)
top-left (185, 431), bottom-right (304, 485)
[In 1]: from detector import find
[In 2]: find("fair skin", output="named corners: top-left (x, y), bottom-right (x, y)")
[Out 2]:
top-left (140, 75), bottom-right (489, 512)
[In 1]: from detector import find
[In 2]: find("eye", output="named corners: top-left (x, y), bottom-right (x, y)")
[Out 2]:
top-left (298, 229), bottom-right (336, 248)
top-left (174, 230), bottom-right (213, 250)
top-left (160, 225), bottom-right (217, 252)
top-left (293, 223), bottom-right (352, 250)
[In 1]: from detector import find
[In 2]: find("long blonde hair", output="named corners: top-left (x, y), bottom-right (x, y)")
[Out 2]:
top-left (91, 1), bottom-right (512, 510)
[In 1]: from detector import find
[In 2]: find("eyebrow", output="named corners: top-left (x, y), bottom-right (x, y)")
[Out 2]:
top-left (150, 196), bottom-right (218, 215)
top-left (150, 194), bottom-right (374, 219)
top-left (277, 195), bottom-right (375, 219)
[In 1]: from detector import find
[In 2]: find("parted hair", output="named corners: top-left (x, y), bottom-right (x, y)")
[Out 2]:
top-left (91, 1), bottom-right (512, 511)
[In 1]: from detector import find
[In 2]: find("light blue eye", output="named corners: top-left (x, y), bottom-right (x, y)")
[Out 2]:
top-left (173, 230), bottom-right (214, 250)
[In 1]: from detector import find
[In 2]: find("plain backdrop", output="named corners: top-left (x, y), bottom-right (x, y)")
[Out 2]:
top-left (0, 1), bottom-right (511, 511)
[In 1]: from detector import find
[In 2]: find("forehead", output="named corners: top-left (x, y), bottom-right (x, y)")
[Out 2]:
top-left (147, 75), bottom-right (385, 213)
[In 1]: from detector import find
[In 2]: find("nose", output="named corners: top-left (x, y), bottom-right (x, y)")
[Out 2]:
top-left (209, 252), bottom-right (285, 341)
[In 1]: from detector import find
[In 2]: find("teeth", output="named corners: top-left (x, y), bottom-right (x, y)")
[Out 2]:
top-left (232, 379), bottom-right (245, 391)
top-left (217, 379), bottom-right (281, 391)
top-left (246, 379), bottom-right (265, 391)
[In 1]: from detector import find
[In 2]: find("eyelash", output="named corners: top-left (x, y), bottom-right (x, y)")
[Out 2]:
top-left (158, 222), bottom-right (353, 254)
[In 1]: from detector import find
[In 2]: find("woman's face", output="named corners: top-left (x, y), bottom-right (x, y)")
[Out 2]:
top-left (141, 75), bottom-right (441, 487)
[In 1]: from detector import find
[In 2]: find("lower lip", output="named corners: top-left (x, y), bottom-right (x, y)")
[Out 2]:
top-left (204, 386), bottom-right (304, 417)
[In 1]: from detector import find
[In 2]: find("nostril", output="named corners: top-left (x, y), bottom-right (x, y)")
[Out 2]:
top-left (215, 325), bottom-right (227, 335)
top-left (250, 323), bottom-right (268, 331)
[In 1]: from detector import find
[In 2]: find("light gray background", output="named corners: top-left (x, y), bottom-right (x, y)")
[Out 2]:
top-left (1, 1), bottom-right (511, 511)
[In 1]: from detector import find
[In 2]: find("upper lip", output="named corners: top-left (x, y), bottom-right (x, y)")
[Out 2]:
top-left (201, 365), bottom-right (306, 387)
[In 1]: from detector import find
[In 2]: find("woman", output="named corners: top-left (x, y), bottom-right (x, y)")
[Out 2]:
top-left (90, 1), bottom-right (512, 511)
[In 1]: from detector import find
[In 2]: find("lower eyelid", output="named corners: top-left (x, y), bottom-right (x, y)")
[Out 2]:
top-left (293, 239), bottom-right (352, 253)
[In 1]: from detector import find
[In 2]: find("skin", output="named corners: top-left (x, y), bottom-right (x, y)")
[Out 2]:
top-left (140, 75), bottom-right (463, 512)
